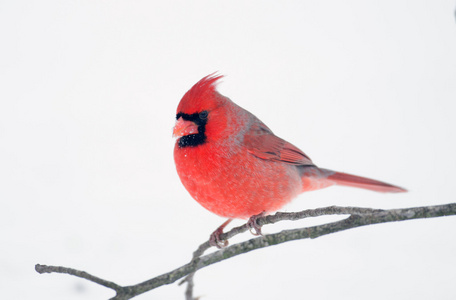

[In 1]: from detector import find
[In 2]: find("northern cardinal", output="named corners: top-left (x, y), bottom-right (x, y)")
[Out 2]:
top-left (173, 74), bottom-right (406, 247)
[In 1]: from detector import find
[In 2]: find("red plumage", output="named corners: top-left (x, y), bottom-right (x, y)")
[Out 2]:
top-left (173, 74), bottom-right (406, 220)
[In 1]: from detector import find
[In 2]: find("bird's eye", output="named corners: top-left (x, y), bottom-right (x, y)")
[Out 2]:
top-left (199, 111), bottom-right (208, 120)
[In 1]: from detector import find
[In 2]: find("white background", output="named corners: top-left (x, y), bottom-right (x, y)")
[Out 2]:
top-left (1, 1), bottom-right (456, 299)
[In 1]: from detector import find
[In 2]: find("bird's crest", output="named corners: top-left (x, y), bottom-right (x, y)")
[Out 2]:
top-left (177, 73), bottom-right (224, 114)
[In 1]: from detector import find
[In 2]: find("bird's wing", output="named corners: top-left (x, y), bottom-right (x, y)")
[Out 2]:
top-left (243, 120), bottom-right (315, 166)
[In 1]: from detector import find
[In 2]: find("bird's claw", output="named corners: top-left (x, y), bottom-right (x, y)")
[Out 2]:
top-left (209, 228), bottom-right (229, 248)
top-left (209, 219), bottom-right (232, 249)
top-left (247, 212), bottom-right (266, 236)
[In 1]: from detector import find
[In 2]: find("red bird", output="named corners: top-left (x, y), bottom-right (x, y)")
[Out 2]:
top-left (173, 74), bottom-right (406, 247)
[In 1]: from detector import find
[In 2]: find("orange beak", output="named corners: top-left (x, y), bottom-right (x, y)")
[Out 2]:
top-left (173, 117), bottom-right (199, 138)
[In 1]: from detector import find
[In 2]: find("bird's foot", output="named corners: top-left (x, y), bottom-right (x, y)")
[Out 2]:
top-left (209, 219), bottom-right (232, 249)
top-left (247, 212), bottom-right (266, 236)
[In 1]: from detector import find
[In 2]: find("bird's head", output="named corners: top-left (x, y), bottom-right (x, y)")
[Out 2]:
top-left (173, 73), bottom-right (229, 148)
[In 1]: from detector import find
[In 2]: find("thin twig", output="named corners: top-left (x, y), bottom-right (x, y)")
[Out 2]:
top-left (35, 264), bottom-right (126, 298)
top-left (35, 203), bottom-right (456, 300)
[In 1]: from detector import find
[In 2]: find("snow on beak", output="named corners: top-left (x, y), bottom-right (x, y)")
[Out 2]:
top-left (173, 117), bottom-right (199, 138)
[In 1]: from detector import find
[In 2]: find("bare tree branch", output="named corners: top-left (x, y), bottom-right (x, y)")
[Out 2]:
top-left (35, 203), bottom-right (456, 300)
top-left (35, 264), bottom-right (123, 291)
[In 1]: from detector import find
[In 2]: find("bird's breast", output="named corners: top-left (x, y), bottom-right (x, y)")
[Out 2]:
top-left (174, 141), bottom-right (302, 219)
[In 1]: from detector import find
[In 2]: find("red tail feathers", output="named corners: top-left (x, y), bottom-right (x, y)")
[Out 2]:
top-left (322, 168), bottom-right (406, 193)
